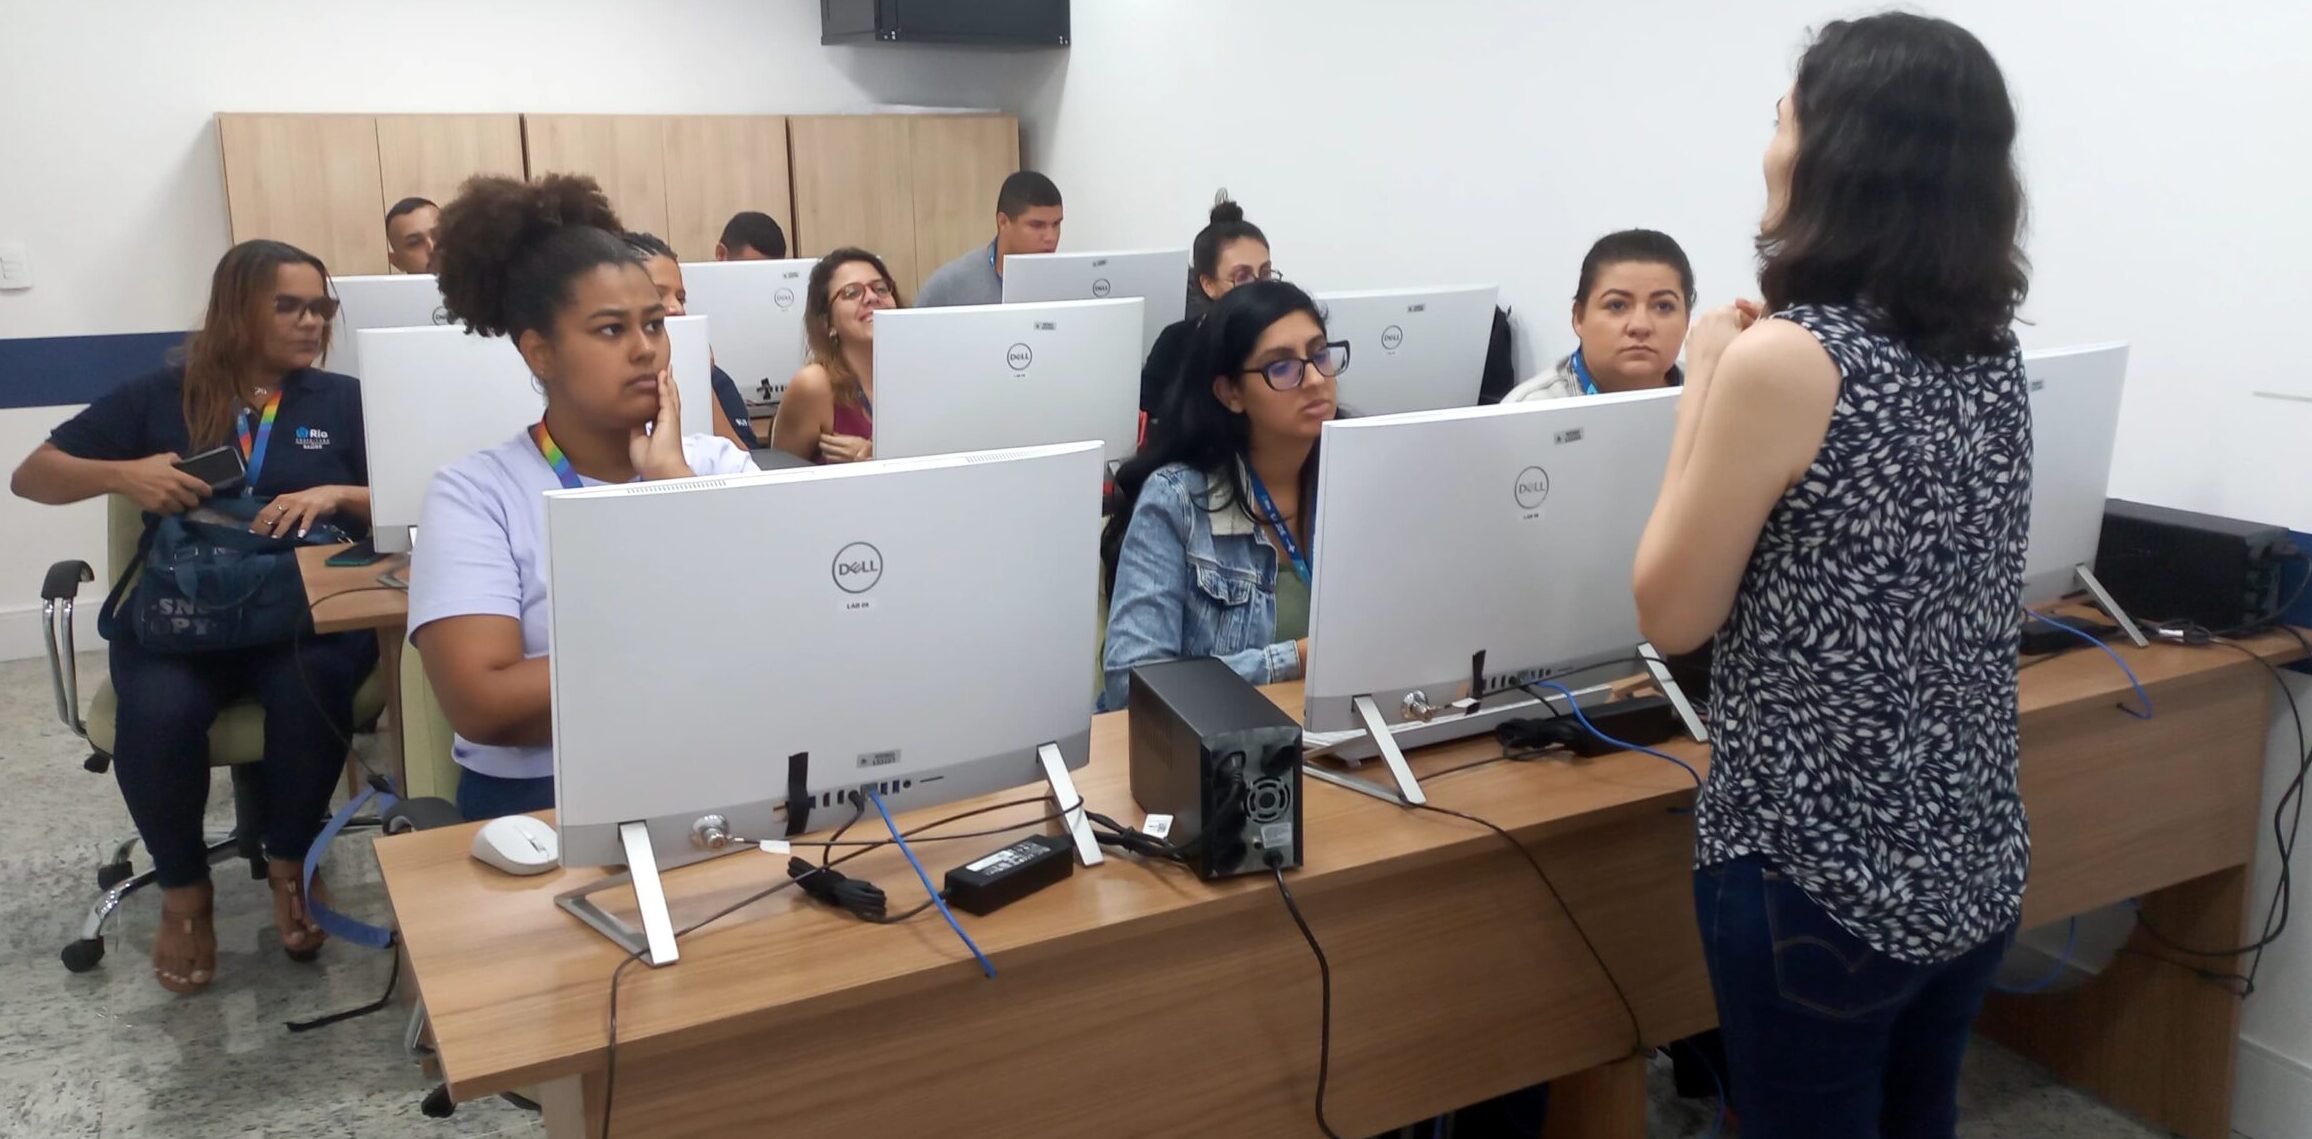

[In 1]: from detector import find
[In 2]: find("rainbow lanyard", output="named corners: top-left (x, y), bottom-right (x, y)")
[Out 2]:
top-left (235, 388), bottom-right (284, 496)
top-left (528, 420), bottom-right (585, 490)
top-left (1568, 349), bottom-right (1602, 396)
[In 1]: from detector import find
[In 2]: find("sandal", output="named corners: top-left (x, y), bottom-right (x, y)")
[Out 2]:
top-left (154, 882), bottom-right (217, 994)
top-left (266, 859), bottom-right (328, 962)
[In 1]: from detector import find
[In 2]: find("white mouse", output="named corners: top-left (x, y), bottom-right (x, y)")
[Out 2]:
top-left (471, 815), bottom-right (560, 876)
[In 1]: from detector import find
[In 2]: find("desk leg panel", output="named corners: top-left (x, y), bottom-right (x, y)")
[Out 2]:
top-left (1979, 864), bottom-right (2252, 1139)
top-left (564, 838), bottom-right (1685, 1138)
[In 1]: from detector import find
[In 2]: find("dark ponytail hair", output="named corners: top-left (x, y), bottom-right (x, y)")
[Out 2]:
top-left (1102, 280), bottom-right (1326, 597)
top-left (434, 173), bottom-right (642, 342)
top-left (1758, 13), bottom-right (2029, 360)
top-left (1191, 191), bottom-right (1269, 283)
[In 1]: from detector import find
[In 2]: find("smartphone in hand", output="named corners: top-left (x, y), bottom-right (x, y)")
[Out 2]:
top-left (173, 445), bottom-right (246, 493)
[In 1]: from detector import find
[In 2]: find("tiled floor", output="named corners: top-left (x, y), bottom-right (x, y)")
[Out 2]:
top-left (0, 653), bottom-right (2181, 1138)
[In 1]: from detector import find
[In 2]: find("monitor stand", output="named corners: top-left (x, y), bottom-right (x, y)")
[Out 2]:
top-left (556, 741), bottom-right (1103, 968)
top-left (1303, 695), bottom-right (1434, 806)
top-left (2071, 563), bottom-right (2149, 648)
top-left (1304, 644), bottom-right (1711, 808)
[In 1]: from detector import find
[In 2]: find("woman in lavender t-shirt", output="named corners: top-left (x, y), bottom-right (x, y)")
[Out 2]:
top-left (408, 174), bottom-right (750, 820)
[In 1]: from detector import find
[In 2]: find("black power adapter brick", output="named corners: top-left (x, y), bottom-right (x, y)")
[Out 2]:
top-left (944, 833), bottom-right (1074, 916)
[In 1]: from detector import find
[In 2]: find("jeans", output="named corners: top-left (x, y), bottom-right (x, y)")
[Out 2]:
top-left (108, 630), bottom-right (377, 889)
top-left (456, 768), bottom-right (555, 820)
top-left (1694, 855), bottom-right (2013, 1139)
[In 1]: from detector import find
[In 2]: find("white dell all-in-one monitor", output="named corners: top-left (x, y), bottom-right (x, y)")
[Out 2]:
top-left (329, 274), bottom-right (451, 378)
top-left (1303, 388), bottom-right (1694, 803)
top-left (678, 258), bottom-right (818, 408)
top-left (2020, 342), bottom-right (2143, 644)
top-left (1001, 249), bottom-right (1189, 358)
top-left (873, 298), bottom-right (1145, 464)
top-left (1313, 285), bottom-right (1498, 416)
top-left (544, 441), bottom-right (1107, 964)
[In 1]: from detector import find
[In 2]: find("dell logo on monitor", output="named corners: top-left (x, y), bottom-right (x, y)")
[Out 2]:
top-left (1380, 325), bottom-right (1405, 351)
top-left (431, 306), bottom-right (451, 326)
top-left (1091, 278), bottom-right (1112, 298)
top-left (1513, 466), bottom-right (1552, 510)
top-left (774, 287), bottom-right (797, 310)
top-left (1007, 343), bottom-right (1035, 370)
top-left (833, 542), bottom-right (884, 593)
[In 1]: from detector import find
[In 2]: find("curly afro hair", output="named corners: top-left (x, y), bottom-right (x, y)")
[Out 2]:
top-left (433, 173), bottom-right (640, 341)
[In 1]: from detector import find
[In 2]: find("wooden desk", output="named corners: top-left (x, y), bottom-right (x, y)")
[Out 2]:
top-left (377, 632), bottom-right (2300, 1139)
top-left (298, 544), bottom-right (412, 787)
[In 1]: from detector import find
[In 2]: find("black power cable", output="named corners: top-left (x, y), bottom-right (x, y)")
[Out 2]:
top-left (1405, 802), bottom-right (1648, 1057)
top-left (2126, 635), bottom-right (2309, 992)
top-left (1270, 864), bottom-right (1347, 1139)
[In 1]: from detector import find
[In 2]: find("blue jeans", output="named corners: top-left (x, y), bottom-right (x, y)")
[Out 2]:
top-left (1694, 855), bottom-right (2013, 1138)
top-left (108, 630), bottom-right (377, 888)
top-left (456, 768), bottom-right (555, 820)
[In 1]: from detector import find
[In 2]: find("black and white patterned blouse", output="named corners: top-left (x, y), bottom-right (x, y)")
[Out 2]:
top-left (1695, 303), bottom-right (2033, 964)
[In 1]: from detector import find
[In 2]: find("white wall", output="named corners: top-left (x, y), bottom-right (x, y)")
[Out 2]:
top-left (0, 0), bottom-right (1061, 657)
top-left (1030, 0), bottom-right (2312, 532)
top-left (1028, 2), bottom-right (2312, 1134)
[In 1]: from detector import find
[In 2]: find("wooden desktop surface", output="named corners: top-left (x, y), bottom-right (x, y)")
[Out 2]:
top-left (298, 544), bottom-right (411, 635)
top-left (377, 630), bottom-right (2302, 1138)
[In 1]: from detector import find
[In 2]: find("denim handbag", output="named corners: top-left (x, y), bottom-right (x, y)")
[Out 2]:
top-left (99, 497), bottom-right (348, 654)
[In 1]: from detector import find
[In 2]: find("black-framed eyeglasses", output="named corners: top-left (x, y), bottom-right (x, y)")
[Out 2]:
top-left (1242, 341), bottom-right (1350, 391)
top-left (833, 280), bottom-right (895, 304)
top-left (273, 295), bottom-right (341, 321)
top-left (1223, 266), bottom-right (1284, 286)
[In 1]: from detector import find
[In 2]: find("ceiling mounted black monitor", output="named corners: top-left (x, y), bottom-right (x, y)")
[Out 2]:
top-left (822, 0), bottom-right (1070, 47)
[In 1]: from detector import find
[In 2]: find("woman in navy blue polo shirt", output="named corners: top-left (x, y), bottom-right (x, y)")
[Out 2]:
top-left (10, 240), bottom-right (376, 995)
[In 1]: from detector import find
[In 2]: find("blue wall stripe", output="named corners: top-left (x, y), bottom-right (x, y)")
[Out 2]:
top-left (0, 331), bottom-right (187, 410)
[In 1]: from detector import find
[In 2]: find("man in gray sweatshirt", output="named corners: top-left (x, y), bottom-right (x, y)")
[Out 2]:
top-left (917, 171), bottom-right (1064, 307)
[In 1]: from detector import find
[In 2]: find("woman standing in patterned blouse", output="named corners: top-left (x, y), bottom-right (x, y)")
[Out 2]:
top-left (1633, 13), bottom-right (2033, 1136)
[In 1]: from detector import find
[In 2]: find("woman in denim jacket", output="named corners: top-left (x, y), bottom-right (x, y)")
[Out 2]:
top-left (1098, 281), bottom-right (1344, 712)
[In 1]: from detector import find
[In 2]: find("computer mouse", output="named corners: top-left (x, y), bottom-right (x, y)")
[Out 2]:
top-left (470, 815), bottom-right (560, 876)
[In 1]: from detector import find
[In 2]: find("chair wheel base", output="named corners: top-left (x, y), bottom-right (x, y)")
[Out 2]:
top-left (96, 862), bottom-right (132, 890)
top-left (61, 938), bottom-right (105, 973)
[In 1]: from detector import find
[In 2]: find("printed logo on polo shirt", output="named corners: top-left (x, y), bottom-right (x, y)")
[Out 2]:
top-left (295, 426), bottom-right (333, 451)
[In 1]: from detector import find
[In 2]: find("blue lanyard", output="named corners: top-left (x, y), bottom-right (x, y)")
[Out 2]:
top-left (1244, 468), bottom-right (1310, 584)
top-left (1568, 349), bottom-right (1601, 396)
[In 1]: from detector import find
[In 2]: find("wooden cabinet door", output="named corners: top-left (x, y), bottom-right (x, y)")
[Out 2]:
top-left (522, 115), bottom-right (670, 239)
top-left (217, 113), bottom-right (388, 277)
top-left (909, 115), bottom-right (1020, 294)
top-left (375, 114), bottom-right (526, 210)
top-left (788, 116), bottom-right (921, 292)
top-left (662, 116), bottom-right (793, 265)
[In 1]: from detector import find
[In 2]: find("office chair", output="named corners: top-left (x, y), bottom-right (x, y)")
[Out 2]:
top-left (41, 496), bottom-right (386, 973)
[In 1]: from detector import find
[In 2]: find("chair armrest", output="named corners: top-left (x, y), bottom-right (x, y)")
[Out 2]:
top-left (43, 560), bottom-right (95, 602)
top-left (382, 797), bottom-right (466, 834)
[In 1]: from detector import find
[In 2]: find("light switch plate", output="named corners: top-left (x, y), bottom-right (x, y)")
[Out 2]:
top-left (0, 242), bottom-right (30, 291)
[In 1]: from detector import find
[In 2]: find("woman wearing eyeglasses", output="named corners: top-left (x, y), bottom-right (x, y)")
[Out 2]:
top-left (768, 248), bottom-right (902, 465)
top-left (10, 240), bottom-right (376, 994)
top-left (1098, 280), bottom-right (1343, 712)
top-left (1140, 193), bottom-right (1278, 422)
